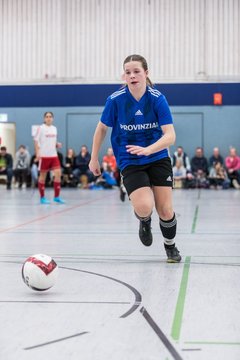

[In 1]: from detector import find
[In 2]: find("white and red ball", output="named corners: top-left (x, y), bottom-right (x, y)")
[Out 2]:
top-left (22, 254), bottom-right (58, 291)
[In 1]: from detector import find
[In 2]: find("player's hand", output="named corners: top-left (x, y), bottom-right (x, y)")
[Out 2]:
top-left (56, 142), bottom-right (62, 148)
top-left (126, 145), bottom-right (151, 156)
top-left (89, 159), bottom-right (101, 176)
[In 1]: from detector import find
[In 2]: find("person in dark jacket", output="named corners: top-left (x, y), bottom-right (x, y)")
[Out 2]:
top-left (63, 148), bottom-right (76, 186)
top-left (191, 147), bottom-right (209, 188)
top-left (0, 146), bottom-right (13, 189)
top-left (72, 145), bottom-right (94, 186)
top-left (209, 147), bottom-right (224, 168)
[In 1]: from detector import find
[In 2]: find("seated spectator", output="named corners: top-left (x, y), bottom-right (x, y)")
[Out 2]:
top-left (225, 147), bottom-right (240, 189)
top-left (209, 147), bottom-right (224, 168)
top-left (172, 146), bottom-right (191, 172)
top-left (30, 154), bottom-right (39, 187)
top-left (172, 146), bottom-right (194, 188)
top-left (102, 147), bottom-right (120, 185)
top-left (63, 148), bottom-right (76, 186)
top-left (102, 147), bottom-right (117, 172)
top-left (14, 145), bottom-right (31, 189)
top-left (191, 147), bottom-right (209, 188)
top-left (95, 161), bottom-right (117, 189)
top-left (172, 159), bottom-right (187, 188)
top-left (0, 146), bottom-right (13, 189)
top-left (209, 161), bottom-right (230, 189)
top-left (73, 145), bottom-right (94, 187)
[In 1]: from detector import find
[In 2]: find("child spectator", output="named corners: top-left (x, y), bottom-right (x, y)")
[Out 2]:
top-left (172, 159), bottom-right (186, 188)
top-left (209, 161), bottom-right (230, 189)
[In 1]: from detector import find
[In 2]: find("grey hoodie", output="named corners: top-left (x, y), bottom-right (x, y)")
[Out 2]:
top-left (14, 149), bottom-right (31, 169)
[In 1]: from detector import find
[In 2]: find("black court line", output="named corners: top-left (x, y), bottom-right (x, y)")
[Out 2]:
top-left (140, 307), bottom-right (183, 360)
top-left (0, 300), bottom-right (130, 305)
top-left (23, 265), bottom-right (142, 351)
top-left (60, 266), bottom-right (142, 318)
top-left (2, 259), bottom-right (240, 268)
top-left (24, 331), bottom-right (89, 350)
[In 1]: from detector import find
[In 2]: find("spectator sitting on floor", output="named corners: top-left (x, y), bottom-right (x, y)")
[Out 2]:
top-left (95, 161), bottom-right (117, 189)
top-left (72, 145), bottom-right (94, 188)
top-left (102, 147), bottom-right (117, 172)
top-left (172, 159), bottom-right (187, 188)
top-left (14, 145), bottom-right (31, 189)
top-left (0, 146), bottom-right (13, 190)
top-left (172, 146), bottom-right (194, 188)
top-left (209, 161), bottom-right (230, 189)
top-left (102, 146), bottom-right (120, 185)
top-left (191, 147), bottom-right (209, 188)
top-left (209, 147), bottom-right (224, 168)
top-left (63, 148), bottom-right (76, 186)
top-left (225, 147), bottom-right (240, 189)
top-left (172, 146), bottom-right (191, 173)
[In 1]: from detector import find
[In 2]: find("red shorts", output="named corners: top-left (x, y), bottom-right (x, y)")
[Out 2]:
top-left (39, 157), bottom-right (61, 172)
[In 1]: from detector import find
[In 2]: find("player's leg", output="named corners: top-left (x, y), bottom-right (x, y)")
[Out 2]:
top-left (5, 168), bottom-right (13, 189)
top-left (153, 186), bottom-right (181, 263)
top-left (130, 187), bottom-right (154, 246)
top-left (122, 165), bottom-right (153, 246)
top-left (38, 171), bottom-right (49, 203)
top-left (53, 167), bottom-right (65, 203)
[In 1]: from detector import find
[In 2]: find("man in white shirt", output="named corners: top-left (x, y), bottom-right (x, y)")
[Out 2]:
top-left (34, 112), bottom-right (65, 204)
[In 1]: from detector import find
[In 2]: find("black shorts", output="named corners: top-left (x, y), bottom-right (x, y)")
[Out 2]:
top-left (121, 157), bottom-right (173, 196)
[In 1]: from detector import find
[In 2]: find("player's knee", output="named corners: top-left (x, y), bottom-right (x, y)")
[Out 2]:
top-left (134, 202), bottom-right (153, 218)
top-left (157, 206), bottom-right (173, 220)
top-left (159, 213), bottom-right (177, 239)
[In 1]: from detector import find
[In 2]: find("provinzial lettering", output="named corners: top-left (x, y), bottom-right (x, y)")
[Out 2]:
top-left (120, 122), bottom-right (159, 131)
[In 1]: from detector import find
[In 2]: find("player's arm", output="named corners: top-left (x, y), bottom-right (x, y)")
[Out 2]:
top-left (34, 126), bottom-right (41, 160)
top-left (126, 124), bottom-right (175, 156)
top-left (89, 122), bottom-right (108, 176)
top-left (34, 140), bottom-right (41, 160)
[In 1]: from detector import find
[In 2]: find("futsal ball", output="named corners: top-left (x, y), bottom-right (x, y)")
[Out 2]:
top-left (22, 254), bottom-right (58, 291)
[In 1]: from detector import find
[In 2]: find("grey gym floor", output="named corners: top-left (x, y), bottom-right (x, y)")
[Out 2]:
top-left (0, 186), bottom-right (239, 360)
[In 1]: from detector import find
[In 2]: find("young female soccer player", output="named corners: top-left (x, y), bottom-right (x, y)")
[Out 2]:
top-left (34, 112), bottom-right (65, 204)
top-left (89, 55), bottom-right (181, 262)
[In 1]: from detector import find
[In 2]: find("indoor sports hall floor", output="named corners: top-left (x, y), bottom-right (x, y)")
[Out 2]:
top-left (0, 186), bottom-right (240, 360)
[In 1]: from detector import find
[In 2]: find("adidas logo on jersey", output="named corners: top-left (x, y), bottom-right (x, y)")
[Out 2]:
top-left (135, 110), bottom-right (143, 116)
top-left (166, 176), bottom-right (172, 181)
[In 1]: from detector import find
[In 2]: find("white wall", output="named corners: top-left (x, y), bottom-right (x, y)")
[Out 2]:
top-left (0, 0), bottom-right (239, 83)
top-left (0, 123), bottom-right (16, 156)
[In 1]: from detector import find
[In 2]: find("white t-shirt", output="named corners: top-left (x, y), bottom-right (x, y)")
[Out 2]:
top-left (34, 124), bottom-right (58, 157)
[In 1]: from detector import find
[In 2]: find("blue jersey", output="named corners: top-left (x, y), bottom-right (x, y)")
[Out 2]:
top-left (100, 86), bottom-right (173, 171)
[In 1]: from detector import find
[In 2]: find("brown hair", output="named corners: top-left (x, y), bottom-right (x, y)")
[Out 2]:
top-left (43, 111), bottom-right (54, 118)
top-left (123, 54), bottom-right (153, 87)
